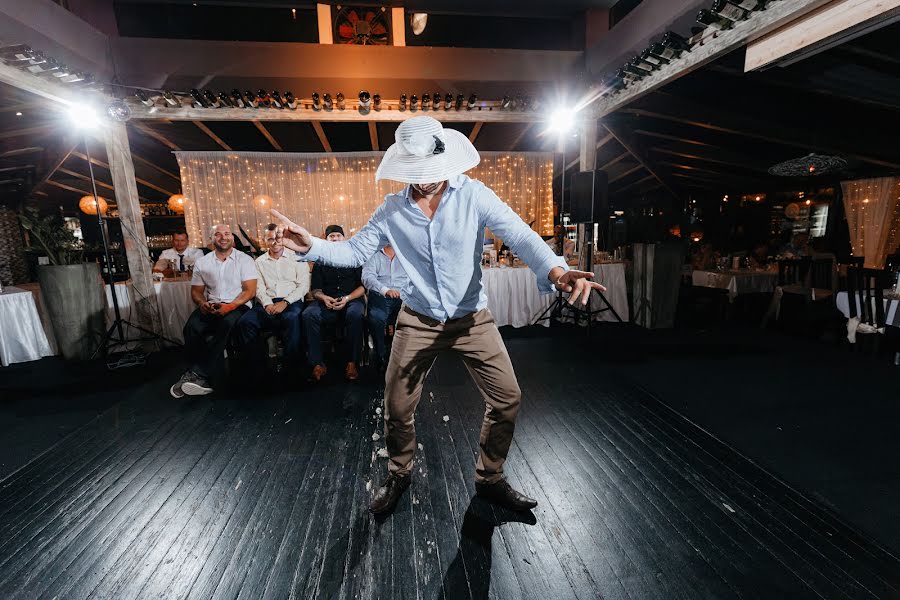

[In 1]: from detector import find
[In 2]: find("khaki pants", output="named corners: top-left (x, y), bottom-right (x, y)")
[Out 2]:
top-left (384, 306), bottom-right (521, 484)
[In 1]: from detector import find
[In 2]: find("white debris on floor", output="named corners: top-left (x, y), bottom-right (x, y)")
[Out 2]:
top-left (372, 432), bottom-right (381, 441)
top-left (375, 407), bottom-right (382, 415)
top-left (376, 448), bottom-right (389, 458)
top-left (417, 443), bottom-right (424, 450)
top-left (365, 480), bottom-right (372, 491)
top-left (442, 415), bottom-right (450, 422)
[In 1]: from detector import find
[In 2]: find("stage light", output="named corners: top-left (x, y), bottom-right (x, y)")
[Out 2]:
top-left (190, 89), bottom-right (207, 108)
top-left (312, 92), bottom-right (322, 111)
top-left (373, 94), bottom-right (382, 110)
top-left (217, 92), bottom-right (234, 108)
top-left (255, 90), bottom-right (270, 108)
top-left (284, 91), bottom-right (297, 109)
top-left (336, 92), bottom-right (345, 110)
top-left (163, 91), bottom-right (181, 107)
top-left (270, 91), bottom-right (285, 109)
top-left (105, 100), bottom-right (131, 122)
top-left (410, 94), bottom-right (419, 110)
top-left (204, 90), bottom-right (221, 108)
top-left (455, 94), bottom-right (464, 110)
top-left (358, 90), bottom-right (371, 110)
top-left (500, 96), bottom-right (511, 109)
top-left (15, 111), bottom-right (22, 116)
top-left (135, 90), bottom-right (154, 107)
top-left (444, 93), bottom-right (453, 110)
top-left (434, 92), bottom-right (442, 109)
top-left (79, 195), bottom-right (108, 215)
top-left (68, 103), bottom-right (102, 130)
top-left (399, 94), bottom-right (407, 110)
top-left (421, 93), bottom-right (431, 109)
top-left (467, 94), bottom-right (477, 110)
top-left (323, 93), bottom-right (333, 110)
top-left (546, 108), bottom-right (574, 134)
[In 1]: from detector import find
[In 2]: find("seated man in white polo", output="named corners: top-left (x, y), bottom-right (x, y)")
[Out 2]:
top-left (152, 230), bottom-right (204, 277)
top-left (170, 223), bottom-right (258, 398)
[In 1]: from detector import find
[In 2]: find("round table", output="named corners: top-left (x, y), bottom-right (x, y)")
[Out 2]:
top-left (0, 287), bottom-right (54, 366)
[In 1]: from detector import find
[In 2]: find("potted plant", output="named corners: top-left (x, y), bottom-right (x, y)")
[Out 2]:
top-left (19, 208), bottom-right (105, 360)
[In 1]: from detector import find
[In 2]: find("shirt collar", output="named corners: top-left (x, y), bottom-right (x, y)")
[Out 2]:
top-left (402, 175), bottom-right (464, 206)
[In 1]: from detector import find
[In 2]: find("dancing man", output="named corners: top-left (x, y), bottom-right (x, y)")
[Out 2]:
top-left (273, 116), bottom-right (605, 514)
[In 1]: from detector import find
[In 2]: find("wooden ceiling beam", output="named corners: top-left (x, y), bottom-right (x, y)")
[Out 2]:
top-left (252, 120), bottom-right (283, 151)
top-left (621, 94), bottom-right (900, 170)
top-left (132, 122), bottom-right (181, 151)
top-left (45, 179), bottom-right (91, 196)
top-left (649, 146), bottom-right (769, 173)
top-left (599, 151), bottom-right (630, 172)
top-left (556, 131), bottom-right (616, 179)
top-left (54, 168), bottom-right (152, 203)
top-left (608, 163), bottom-right (645, 185)
top-left (368, 122), bottom-right (379, 151)
top-left (633, 129), bottom-right (720, 149)
top-left (612, 173), bottom-right (657, 194)
top-left (469, 122), bottom-right (484, 144)
top-left (603, 121), bottom-right (683, 202)
top-left (0, 147), bottom-right (44, 159)
top-left (131, 153), bottom-right (181, 183)
top-left (192, 121), bottom-right (232, 151)
top-left (70, 151), bottom-right (177, 197)
top-left (311, 122), bottom-right (331, 152)
top-left (0, 125), bottom-right (54, 141)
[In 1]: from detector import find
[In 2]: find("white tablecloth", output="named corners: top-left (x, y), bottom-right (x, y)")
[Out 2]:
top-left (482, 267), bottom-right (554, 328)
top-left (692, 269), bottom-right (778, 301)
top-left (105, 279), bottom-right (195, 344)
top-left (0, 287), bottom-right (54, 366)
top-left (481, 262), bottom-right (629, 328)
top-left (835, 291), bottom-right (899, 327)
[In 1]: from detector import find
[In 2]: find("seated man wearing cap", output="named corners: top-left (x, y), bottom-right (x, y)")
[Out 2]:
top-left (362, 243), bottom-right (408, 372)
top-left (273, 116), bottom-right (604, 516)
top-left (302, 224), bottom-right (366, 382)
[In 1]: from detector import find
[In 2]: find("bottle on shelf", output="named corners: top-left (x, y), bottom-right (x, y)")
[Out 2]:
top-left (163, 91), bottom-right (180, 107)
top-left (323, 93), bottom-right (333, 110)
top-left (256, 89), bottom-right (271, 108)
top-left (135, 90), bottom-right (155, 107)
top-left (230, 89), bottom-right (246, 108)
top-left (202, 90), bottom-right (221, 108)
top-left (696, 9), bottom-right (735, 30)
top-left (336, 92), bottom-right (346, 110)
top-left (270, 90), bottom-right (285, 109)
top-left (373, 94), bottom-right (382, 110)
top-left (421, 93), bottom-right (431, 110)
top-left (244, 90), bottom-right (259, 108)
top-left (711, 0), bottom-right (751, 22)
top-left (190, 89), bottom-right (207, 108)
top-left (399, 94), bottom-right (407, 111)
top-left (455, 94), bottom-right (464, 110)
top-left (312, 92), bottom-right (322, 111)
top-left (217, 91), bottom-right (234, 108)
top-left (284, 91), bottom-right (298, 109)
top-left (445, 93), bottom-right (453, 111)
top-left (409, 94), bottom-right (419, 110)
top-left (467, 94), bottom-right (477, 110)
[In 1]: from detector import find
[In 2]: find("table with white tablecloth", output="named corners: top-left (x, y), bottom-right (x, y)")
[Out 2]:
top-left (0, 287), bottom-right (54, 366)
top-left (481, 262), bottom-right (629, 328)
top-left (105, 279), bottom-right (195, 344)
top-left (692, 269), bottom-right (778, 301)
top-left (835, 291), bottom-right (900, 327)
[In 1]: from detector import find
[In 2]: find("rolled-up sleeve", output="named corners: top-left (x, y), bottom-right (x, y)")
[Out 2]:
top-left (476, 183), bottom-right (567, 293)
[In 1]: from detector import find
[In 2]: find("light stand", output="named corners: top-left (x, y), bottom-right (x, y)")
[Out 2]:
top-left (533, 136), bottom-right (570, 325)
top-left (82, 132), bottom-right (180, 359)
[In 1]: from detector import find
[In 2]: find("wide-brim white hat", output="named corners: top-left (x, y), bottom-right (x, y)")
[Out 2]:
top-left (375, 115), bottom-right (480, 184)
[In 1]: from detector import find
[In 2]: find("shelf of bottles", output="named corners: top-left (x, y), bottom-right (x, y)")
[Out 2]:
top-left (105, 203), bottom-right (183, 219)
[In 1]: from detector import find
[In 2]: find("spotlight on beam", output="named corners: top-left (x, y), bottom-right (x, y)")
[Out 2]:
top-left (68, 103), bottom-right (102, 130)
top-left (358, 90), bottom-right (371, 111)
top-left (106, 100), bottom-right (131, 122)
top-left (372, 94), bottom-right (382, 111)
top-left (546, 108), bottom-right (575, 134)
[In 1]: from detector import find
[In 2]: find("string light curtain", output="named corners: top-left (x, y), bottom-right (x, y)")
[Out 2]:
top-left (175, 151), bottom-right (555, 245)
top-left (841, 177), bottom-right (900, 268)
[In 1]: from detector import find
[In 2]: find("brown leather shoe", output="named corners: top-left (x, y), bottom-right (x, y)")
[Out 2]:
top-left (311, 364), bottom-right (327, 382)
top-left (475, 478), bottom-right (537, 511)
top-left (369, 473), bottom-right (411, 514)
top-left (345, 362), bottom-right (359, 381)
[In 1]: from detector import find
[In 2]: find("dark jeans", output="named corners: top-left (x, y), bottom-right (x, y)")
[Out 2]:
top-left (182, 305), bottom-right (249, 378)
top-left (367, 292), bottom-right (402, 363)
top-left (234, 301), bottom-right (305, 361)
top-left (302, 298), bottom-right (365, 366)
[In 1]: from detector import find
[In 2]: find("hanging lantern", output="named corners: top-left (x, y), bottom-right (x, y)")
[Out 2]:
top-left (79, 195), bottom-right (108, 215)
top-left (254, 194), bottom-right (272, 206)
top-left (167, 193), bottom-right (186, 214)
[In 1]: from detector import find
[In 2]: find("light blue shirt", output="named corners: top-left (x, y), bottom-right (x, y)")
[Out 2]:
top-left (302, 174), bottom-right (567, 322)
top-left (362, 248), bottom-right (410, 297)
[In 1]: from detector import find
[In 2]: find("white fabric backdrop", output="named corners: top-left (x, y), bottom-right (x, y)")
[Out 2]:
top-left (175, 151), bottom-right (555, 245)
top-left (841, 177), bottom-right (900, 268)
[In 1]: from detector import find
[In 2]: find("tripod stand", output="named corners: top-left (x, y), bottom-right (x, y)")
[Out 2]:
top-left (84, 134), bottom-right (180, 360)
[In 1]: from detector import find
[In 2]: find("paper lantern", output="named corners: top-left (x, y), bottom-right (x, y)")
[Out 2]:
top-left (167, 193), bottom-right (186, 214)
top-left (254, 194), bottom-right (272, 207)
top-left (79, 195), bottom-right (108, 216)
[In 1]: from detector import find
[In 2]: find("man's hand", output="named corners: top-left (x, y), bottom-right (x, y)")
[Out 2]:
top-left (331, 296), bottom-right (348, 311)
top-left (200, 301), bottom-right (216, 315)
top-left (213, 302), bottom-right (238, 316)
top-left (272, 300), bottom-right (288, 314)
top-left (270, 209), bottom-right (313, 253)
top-left (549, 267), bottom-right (607, 306)
top-left (316, 293), bottom-right (336, 309)
top-left (264, 303), bottom-right (278, 315)
top-left (385, 289), bottom-right (401, 299)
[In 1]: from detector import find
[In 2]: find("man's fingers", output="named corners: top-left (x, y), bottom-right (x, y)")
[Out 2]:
top-left (591, 281), bottom-right (608, 292)
top-left (270, 209), bottom-right (292, 226)
top-left (580, 281), bottom-right (592, 305)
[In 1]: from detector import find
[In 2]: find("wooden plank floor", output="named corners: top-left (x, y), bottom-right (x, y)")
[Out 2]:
top-left (2, 335), bottom-right (899, 600)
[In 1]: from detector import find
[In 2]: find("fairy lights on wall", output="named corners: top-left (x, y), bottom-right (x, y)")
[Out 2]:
top-left (840, 178), bottom-right (900, 268)
top-left (175, 151), bottom-right (555, 245)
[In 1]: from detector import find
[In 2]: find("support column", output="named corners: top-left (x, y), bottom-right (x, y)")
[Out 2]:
top-left (579, 118), bottom-right (599, 172)
top-left (103, 121), bottom-right (160, 334)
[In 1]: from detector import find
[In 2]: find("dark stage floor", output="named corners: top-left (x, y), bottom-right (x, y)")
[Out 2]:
top-left (1, 325), bottom-right (899, 599)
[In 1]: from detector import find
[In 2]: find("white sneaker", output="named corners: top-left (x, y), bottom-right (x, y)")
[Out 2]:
top-left (180, 371), bottom-right (214, 396)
